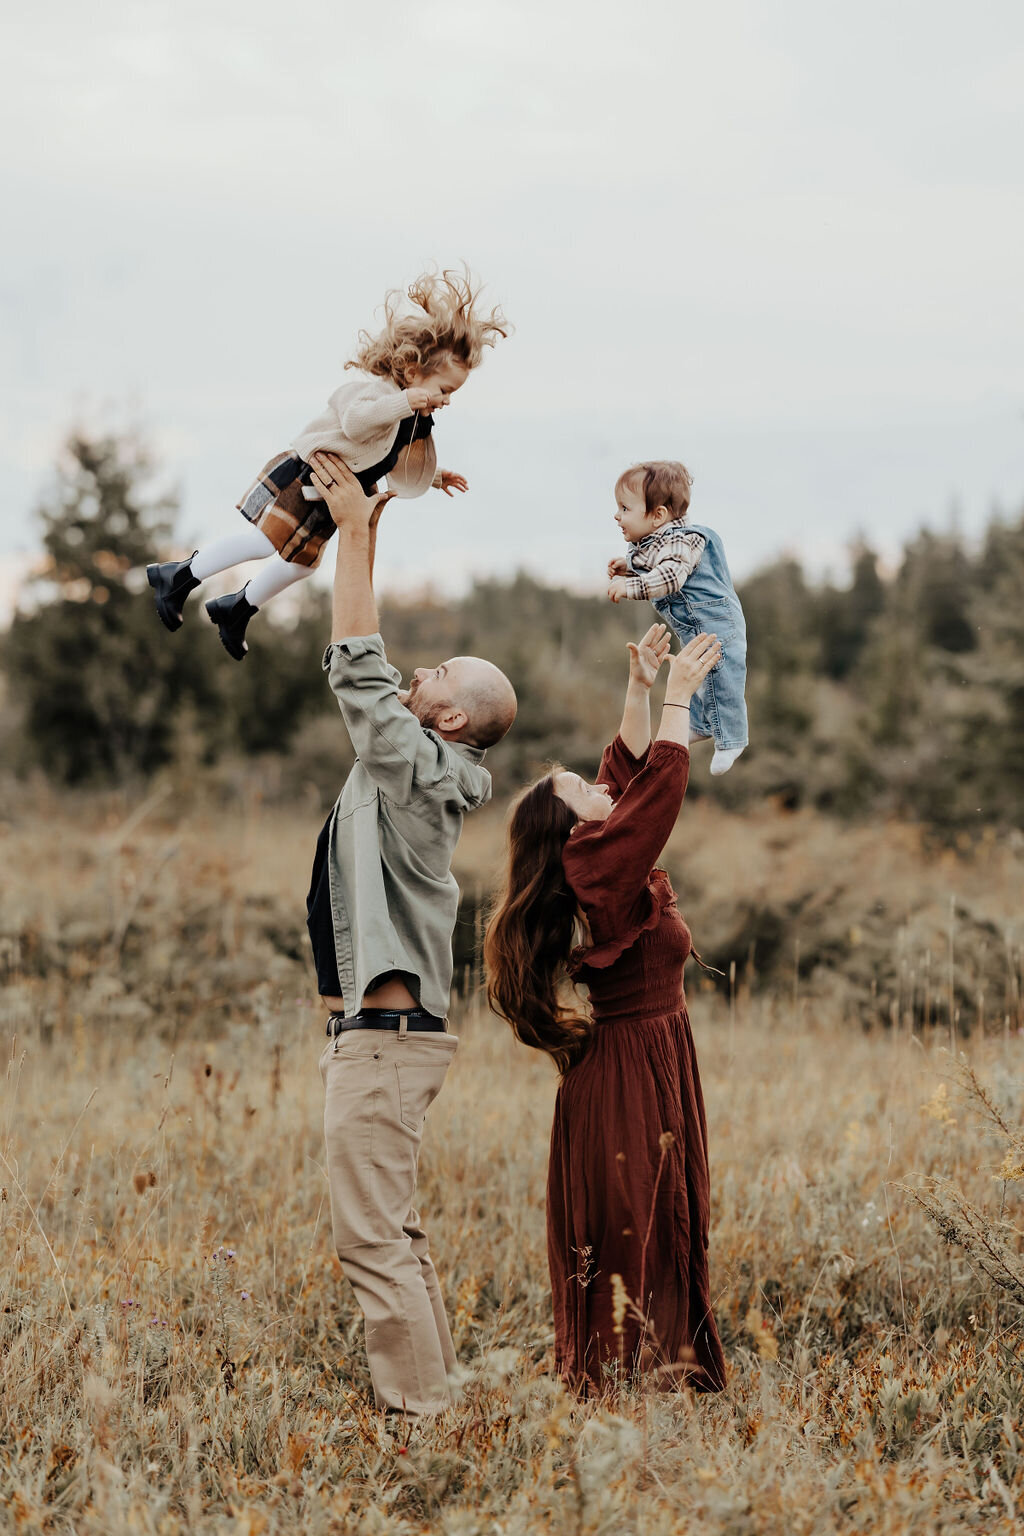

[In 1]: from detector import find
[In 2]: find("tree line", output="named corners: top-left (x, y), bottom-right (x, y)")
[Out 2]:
top-left (2, 430), bottom-right (1022, 834)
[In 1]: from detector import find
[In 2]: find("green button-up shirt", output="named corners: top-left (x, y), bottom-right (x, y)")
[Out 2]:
top-left (323, 635), bottom-right (491, 1018)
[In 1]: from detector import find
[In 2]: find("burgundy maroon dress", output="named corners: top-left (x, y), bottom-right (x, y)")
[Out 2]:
top-left (547, 735), bottom-right (727, 1394)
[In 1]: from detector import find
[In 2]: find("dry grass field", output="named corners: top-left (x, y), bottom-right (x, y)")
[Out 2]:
top-left (2, 786), bottom-right (1024, 1533)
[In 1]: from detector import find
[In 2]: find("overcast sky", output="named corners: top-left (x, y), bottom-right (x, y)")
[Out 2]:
top-left (2, 0), bottom-right (1022, 615)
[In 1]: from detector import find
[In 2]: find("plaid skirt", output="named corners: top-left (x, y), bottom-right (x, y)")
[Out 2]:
top-left (237, 452), bottom-right (335, 569)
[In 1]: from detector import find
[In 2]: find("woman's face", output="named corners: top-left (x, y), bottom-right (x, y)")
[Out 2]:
top-left (552, 771), bottom-right (614, 823)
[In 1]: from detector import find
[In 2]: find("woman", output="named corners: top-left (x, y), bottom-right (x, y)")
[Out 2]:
top-left (485, 624), bottom-right (727, 1395)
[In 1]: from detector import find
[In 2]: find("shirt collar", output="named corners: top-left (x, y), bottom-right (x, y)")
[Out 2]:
top-left (632, 517), bottom-right (688, 549)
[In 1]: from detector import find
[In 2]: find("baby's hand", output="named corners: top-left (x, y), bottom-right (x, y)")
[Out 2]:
top-left (435, 469), bottom-right (468, 497)
top-left (607, 555), bottom-right (629, 578)
top-left (407, 387), bottom-right (447, 413)
top-left (607, 576), bottom-right (630, 603)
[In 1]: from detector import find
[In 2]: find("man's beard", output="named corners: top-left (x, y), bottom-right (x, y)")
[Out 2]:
top-left (399, 682), bottom-right (449, 733)
top-left (416, 700), bottom-right (451, 732)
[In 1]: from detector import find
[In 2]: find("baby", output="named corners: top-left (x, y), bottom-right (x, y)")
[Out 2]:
top-left (607, 461), bottom-right (748, 773)
top-left (147, 268), bottom-right (509, 658)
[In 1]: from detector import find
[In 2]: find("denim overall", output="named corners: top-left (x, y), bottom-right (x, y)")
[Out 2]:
top-left (636, 521), bottom-right (748, 752)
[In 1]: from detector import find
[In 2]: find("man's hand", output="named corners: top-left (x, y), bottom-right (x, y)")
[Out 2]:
top-left (607, 575), bottom-right (630, 603)
top-left (406, 387), bottom-right (447, 413)
top-left (435, 469), bottom-right (468, 497)
top-left (608, 554), bottom-right (629, 578)
top-left (627, 623), bottom-right (671, 689)
top-left (310, 452), bottom-right (393, 533)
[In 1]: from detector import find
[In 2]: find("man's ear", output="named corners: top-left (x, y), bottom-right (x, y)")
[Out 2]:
top-left (436, 706), bottom-right (470, 739)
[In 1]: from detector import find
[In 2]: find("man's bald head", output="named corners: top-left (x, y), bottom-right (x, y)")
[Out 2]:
top-left (445, 656), bottom-right (518, 748)
top-left (400, 656), bottom-right (517, 749)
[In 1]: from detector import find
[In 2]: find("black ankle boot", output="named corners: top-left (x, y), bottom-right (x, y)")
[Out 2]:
top-left (147, 554), bottom-right (200, 631)
top-left (205, 588), bottom-right (258, 660)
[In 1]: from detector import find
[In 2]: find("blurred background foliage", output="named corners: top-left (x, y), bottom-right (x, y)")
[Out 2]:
top-left (2, 428), bottom-right (1023, 836)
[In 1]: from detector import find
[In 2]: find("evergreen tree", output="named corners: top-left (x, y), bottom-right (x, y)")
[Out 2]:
top-left (956, 514), bottom-right (1024, 826)
top-left (818, 542), bottom-right (886, 680)
top-left (897, 529), bottom-right (978, 654)
top-left (4, 432), bottom-right (217, 782)
top-left (738, 558), bottom-right (819, 735)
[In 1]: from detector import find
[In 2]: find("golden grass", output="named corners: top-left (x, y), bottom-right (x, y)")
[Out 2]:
top-left (2, 795), bottom-right (1024, 1532)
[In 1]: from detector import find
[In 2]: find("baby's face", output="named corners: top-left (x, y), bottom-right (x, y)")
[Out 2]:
top-left (614, 485), bottom-right (656, 543)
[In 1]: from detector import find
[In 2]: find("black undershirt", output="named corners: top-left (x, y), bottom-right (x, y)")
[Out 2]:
top-left (306, 810), bottom-right (341, 997)
top-left (352, 410), bottom-right (434, 493)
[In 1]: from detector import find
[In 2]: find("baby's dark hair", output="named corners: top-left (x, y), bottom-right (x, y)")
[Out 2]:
top-left (615, 461), bottom-right (693, 520)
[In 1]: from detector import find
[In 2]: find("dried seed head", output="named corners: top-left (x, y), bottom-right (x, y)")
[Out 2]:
top-left (610, 1273), bottom-right (628, 1335)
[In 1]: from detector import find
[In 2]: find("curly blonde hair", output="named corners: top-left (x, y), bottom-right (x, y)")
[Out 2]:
top-left (347, 265), bottom-right (510, 387)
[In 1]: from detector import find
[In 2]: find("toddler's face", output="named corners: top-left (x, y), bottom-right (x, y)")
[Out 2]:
top-left (614, 485), bottom-right (657, 543)
top-left (406, 358), bottom-right (469, 410)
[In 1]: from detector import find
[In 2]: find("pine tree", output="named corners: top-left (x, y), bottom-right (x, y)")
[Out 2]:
top-left (819, 542), bottom-right (886, 680)
top-left (5, 431), bottom-right (216, 782)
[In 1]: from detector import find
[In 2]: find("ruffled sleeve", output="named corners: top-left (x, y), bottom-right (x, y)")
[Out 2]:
top-left (563, 740), bottom-right (689, 971)
top-left (595, 734), bottom-right (651, 798)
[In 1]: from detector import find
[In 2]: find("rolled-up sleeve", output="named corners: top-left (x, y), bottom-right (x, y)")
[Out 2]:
top-left (324, 636), bottom-right (452, 805)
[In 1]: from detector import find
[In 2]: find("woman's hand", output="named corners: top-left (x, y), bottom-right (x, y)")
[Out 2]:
top-left (434, 469), bottom-right (468, 496)
top-left (664, 632), bottom-right (722, 705)
top-left (627, 623), bottom-right (671, 689)
top-left (618, 624), bottom-right (670, 756)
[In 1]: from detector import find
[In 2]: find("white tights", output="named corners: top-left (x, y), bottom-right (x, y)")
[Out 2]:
top-left (191, 525), bottom-right (312, 608)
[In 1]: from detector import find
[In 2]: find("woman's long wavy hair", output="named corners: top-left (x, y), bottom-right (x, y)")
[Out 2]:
top-left (484, 770), bottom-right (593, 1075)
top-left (347, 265), bottom-right (510, 387)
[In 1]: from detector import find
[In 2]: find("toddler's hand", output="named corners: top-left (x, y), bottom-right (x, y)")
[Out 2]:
top-left (607, 555), bottom-right (629, 578)
top-left (406, 387), bottom-right (447, 413)
top-left (435, 469), bottom-right (468, 497)
top-left (607, 576), bottom-right (630, 603)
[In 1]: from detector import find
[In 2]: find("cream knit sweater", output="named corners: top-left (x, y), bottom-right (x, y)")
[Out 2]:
top-left (291, 372), bottom-right (437, 499)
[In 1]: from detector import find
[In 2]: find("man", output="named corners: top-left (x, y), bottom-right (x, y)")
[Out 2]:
top-left (305, 452), bottom-right (517, 1416)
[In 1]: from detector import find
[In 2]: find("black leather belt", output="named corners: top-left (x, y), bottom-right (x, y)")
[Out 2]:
top-left (326, 1008), bottom-right (447, 1037)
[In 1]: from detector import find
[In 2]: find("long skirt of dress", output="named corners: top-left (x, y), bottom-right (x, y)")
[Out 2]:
top-left (546, 911), bottom-right (727, 1395)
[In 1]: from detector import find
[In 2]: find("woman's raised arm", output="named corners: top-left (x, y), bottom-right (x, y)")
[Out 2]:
top-left (617, 623), bottom-right (672, 759)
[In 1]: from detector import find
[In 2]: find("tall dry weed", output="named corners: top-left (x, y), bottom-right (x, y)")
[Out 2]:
top-left (2, 798), bottom-right (1024, 1530)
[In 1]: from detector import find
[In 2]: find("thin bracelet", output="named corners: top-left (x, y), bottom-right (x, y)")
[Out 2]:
top-left (663, 702), bottom-right (690, 709)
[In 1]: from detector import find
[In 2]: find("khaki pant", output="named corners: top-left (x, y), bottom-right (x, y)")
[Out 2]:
top-left (320, 1026), bottom-right (459, 1414)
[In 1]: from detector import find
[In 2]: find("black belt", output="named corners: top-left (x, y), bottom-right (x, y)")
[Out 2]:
top-left (326, 1008), bottom-right (447, 1037)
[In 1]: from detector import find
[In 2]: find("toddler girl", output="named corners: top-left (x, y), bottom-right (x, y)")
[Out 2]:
top-left (147, 268), bottom-right (509, 658)
top-left (607, 460), bottom-right (748, 773)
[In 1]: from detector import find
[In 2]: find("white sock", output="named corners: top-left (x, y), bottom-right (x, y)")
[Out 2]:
top-left (245, 555), bottom-right (312, 608)
top-left (192, 525), bottom-right (277, 581)
top-left (710, 745), bottom-right (745, 776)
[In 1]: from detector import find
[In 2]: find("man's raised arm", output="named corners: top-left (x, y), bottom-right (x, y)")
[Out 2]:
top-left (308, 453), bottom-right (454, 807)
top-left (308, 452), bottom-right (391, 640)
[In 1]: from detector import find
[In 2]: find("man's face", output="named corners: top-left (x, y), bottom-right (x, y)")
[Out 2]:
top-left (399, 660), bottom-right (461, 728)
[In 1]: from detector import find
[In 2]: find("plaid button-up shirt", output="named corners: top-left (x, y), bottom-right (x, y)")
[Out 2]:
top-left (626, 520), bottom-right (707, 601)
